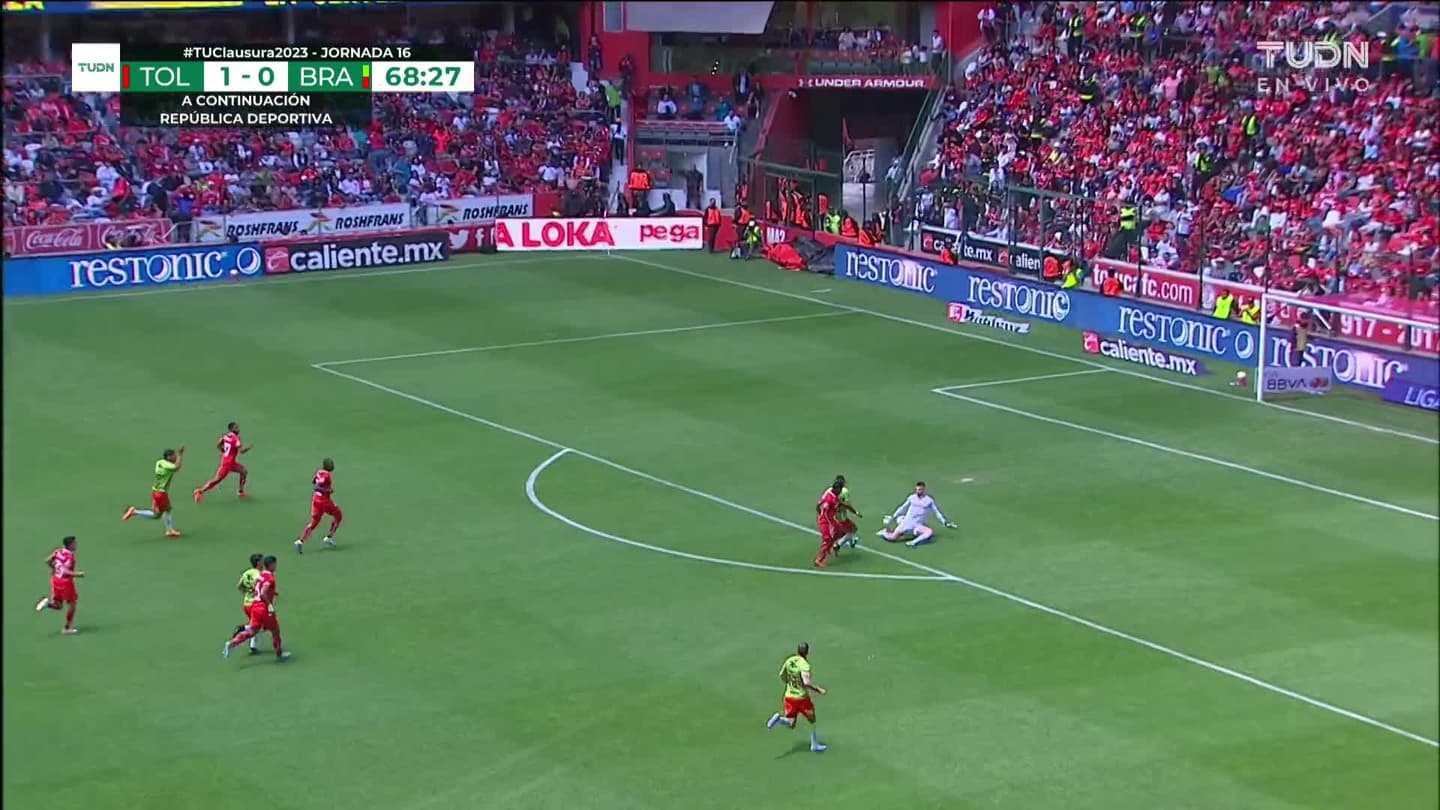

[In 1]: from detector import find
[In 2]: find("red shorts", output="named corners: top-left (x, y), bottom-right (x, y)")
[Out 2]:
top-left (311, 498), bottom-right (342, 520)
top-left (151, 491), bottom-right (172, 513)
top-left (214, 460), bottom-right (245, 479)
top-left (835, 519), bottom-right (857, 535)
top-left (50, 576), bottom-right (77, 603)
top-left (817, 520), bottom-right (838, 543)
top-left (782, 696), bottom-right (815, 721)
top-left (246, 602), bottom-right (278, 633)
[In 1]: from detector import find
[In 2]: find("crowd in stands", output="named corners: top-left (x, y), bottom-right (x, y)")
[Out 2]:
top-left (908, 0), bottom-right (1439, 306)
top-left (4, 29), bottom-right (616, 229)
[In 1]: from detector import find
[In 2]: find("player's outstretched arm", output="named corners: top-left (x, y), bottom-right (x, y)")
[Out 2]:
top-left (802, 671), bottom-right (826, 696)
top-left (175, 445), bottom-right (186, 469)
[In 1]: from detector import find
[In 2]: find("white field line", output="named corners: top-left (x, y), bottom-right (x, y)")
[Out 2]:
top-left (314, 311), bottom-right (851, 368)
top-left (316, 363), bottom-right (1440, 749)
top-left (526, 449), bottom-right (946, 582)
top-left (937, 369), bottom-right (1112, 391)
top-left (932, 387), bottom-right (1438, 522)
top-left (1, 254), bottom-right (586, 306)
top-left (611, 254), bottom-right (1439, 445)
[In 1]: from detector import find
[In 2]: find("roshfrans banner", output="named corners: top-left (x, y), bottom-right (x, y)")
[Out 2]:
top-left (192, 202), bottom-right (413, 243)
top-left (1260, 365), bottom-right (1334, 399)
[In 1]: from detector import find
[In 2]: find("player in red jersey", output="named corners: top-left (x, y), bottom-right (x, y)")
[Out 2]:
top-left (814, 480), bottom-right (843, 568)
top-left (223, 555), bottom-right (289, 661)
top-left (35, 535), bottom-right (84, 634)
top-left (194, 421), bottom-right (251, 502)
top-left (294, 457), bottom-right (342, 554)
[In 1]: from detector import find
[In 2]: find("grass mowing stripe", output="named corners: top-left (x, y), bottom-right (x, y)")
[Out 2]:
top-left (314, 311), bottom-right (852, 367)
top-left (318, 362), bottom-right (1440, 750)
top-left (932, 386), bottom-right (1439, 522)
top-left (611, 254), bottom-right (1440, 445)
top-left (937, 369), bottom-right (1113, 390)
top-left (525, 449), bottom-right (948, 582)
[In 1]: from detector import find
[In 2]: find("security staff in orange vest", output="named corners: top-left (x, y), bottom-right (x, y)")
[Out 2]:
top-left (839, 213), bottom-right (860, 239)
top-left (1102, 274), bottom-right (1122, 296)
top-left (939, 242), bottom-right (958, 264)
top-left (704, 200), bottom-right (724, 253)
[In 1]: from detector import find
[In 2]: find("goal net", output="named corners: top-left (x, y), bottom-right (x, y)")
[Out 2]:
top-left (1256, 292), bottom-right (1440, 403)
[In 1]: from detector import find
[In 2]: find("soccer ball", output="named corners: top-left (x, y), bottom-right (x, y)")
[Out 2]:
top-left (230, 269), bottom-right (240, 277)
top-left (1234, 370), bottom-right (1249, 388)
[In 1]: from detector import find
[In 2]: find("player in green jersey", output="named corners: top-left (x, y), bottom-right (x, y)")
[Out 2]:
top-left (766, 642), bottom-right (827, 752)
top-left (233, 553), bottom-right (265, 655)
top-left (123, 446), bottom-right (185, 537)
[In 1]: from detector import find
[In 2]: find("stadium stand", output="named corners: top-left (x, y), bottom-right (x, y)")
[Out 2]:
top-left (4, 29), bottom-right (614, 229)
top-left (906, 1), bottom-right (1438, 306)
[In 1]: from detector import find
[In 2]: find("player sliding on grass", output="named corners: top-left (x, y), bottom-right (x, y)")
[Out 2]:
top-left (195, 422), bottom-right (251, 502)
top-left (877, 481), bottom-right (956, 547)
top-left (766, 642), bottom-right (827, 752)
top-left (122, 446), bottom-right (185, 538)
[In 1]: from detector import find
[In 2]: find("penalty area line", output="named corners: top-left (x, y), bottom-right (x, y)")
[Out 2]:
top-left (934, 369), bottom-right (1112, 391)
top-left (314, 311), bottom-right (851, 368)
top-left (932, 386), bottom-right (1438, 523)
top-left (318, 364), bottom-right (1440, 750)
top-left (526, 449), bottom-right (946, 582)
top-left (609, 253), bottom-right (1438, 446)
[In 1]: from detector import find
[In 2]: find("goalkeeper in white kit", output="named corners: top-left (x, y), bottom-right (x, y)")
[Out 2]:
top-left (877, 481), bottom-right (956, 547)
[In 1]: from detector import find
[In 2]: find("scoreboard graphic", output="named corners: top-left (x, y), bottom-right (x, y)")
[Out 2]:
top-left (72, 42), bottom-right (474, 128)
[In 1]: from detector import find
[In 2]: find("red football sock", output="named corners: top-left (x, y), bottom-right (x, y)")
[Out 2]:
top-left (299, 518), bottom-right (320, 541)
top-left (237, 472), bottom-right (248, 492)
top-left (271, 631), bottom-right (283, 653)
top-left (200, 478), bottom-right (220, 494)
top-left (65, 605), bottom-right (76, 628)
top-left (230, 628), bottom-right (254, 647)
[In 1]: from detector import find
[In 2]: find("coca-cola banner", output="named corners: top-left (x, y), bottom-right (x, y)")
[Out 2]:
top-left (918, 224), bottom-right (1068, 277)
top-left (4, 218), bottom-right (172, 257)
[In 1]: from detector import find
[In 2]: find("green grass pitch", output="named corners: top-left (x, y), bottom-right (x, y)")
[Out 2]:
top-left (4, 250), bottom-right (1436, 810)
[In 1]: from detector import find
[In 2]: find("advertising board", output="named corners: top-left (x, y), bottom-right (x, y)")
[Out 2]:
top-left (919, 224), bottom-right (1067, 277)
top-left (3, 243), bottom-right (263, 296)
top-left (426, 194), bottom-right (534, 225)
top-left (192, 202), bottom-right (413, 243)
top-left (492, 218), bottom-right (703, 252)
top-left (261, 233), bottom-right (448, 275)
top-left (4, 218), bottom-right (172, 257)
top-left (835, 244), bottom-right (1439, 393)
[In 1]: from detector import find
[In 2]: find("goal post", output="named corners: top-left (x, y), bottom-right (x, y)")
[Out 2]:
top-left (1257, 291), bottom-right (1440, 402)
